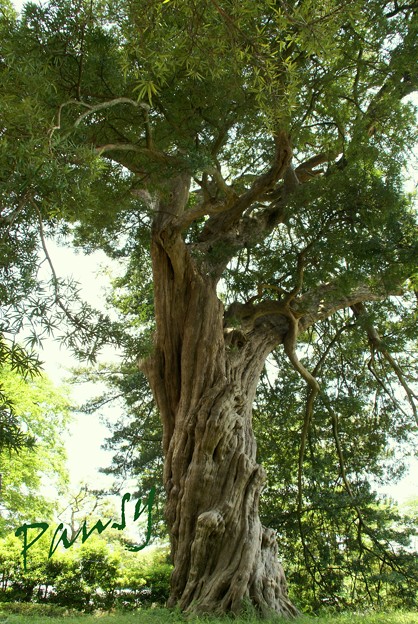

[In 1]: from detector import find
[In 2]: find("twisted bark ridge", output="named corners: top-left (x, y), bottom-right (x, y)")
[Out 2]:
top-left (141, 170), bottom-right (300, 616)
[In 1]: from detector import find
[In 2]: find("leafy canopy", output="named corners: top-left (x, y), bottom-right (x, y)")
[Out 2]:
top-left (0, 0), bottom-right (416, 299)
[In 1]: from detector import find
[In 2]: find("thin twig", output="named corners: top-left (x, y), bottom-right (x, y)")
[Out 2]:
top-left (352, 302), bottom-right (417, 425)
top-left (31, 199), bottom-right (88, 331)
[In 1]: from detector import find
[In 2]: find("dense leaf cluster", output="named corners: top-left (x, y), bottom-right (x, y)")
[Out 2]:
top-left (0, 533), bottom-right (171, 611)
top-left (0, 364), bottom-right (70, 534)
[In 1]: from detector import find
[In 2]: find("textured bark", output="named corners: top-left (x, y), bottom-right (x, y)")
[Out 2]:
top-left (141, 176), bottom-right (298, 617)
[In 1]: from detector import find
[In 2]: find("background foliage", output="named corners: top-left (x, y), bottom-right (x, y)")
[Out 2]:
top-left (0, 532), bottom-right (171, 612)
top-left (0, 364), bottom-right (70, 534)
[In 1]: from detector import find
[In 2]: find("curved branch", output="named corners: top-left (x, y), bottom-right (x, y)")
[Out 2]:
top-left (49, 98), bottom-right (152, 156)
top-left (74, 97), bottom-right (150, 127)
top-left (363, 29), bottom-right (418, 136)
top-left (351, 302), bottom-right (418, 424)
top-left (94, 143), bottom-right (174, 163)
top-left (49, 99), bottom-right (92, 144)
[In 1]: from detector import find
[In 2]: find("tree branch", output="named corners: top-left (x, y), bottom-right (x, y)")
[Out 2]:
top-left (94, 143), bottom-right (176, 163)
top-left (293, 151), bottom-right (335, 183)
top-left (351, 302), bottom-right (418, 424)
top-left (225, 281), bottom-right (401, 340)
top-left (73, 97), bottom-right (150, 127)
top-left (49, 99), bottom-right (92, 144)
top-left (385, 1), bottom-right (418, 18)
top-left (297, 283), bottom-right (404, 332)
top-left (196, 130), bottom-right (292, 242)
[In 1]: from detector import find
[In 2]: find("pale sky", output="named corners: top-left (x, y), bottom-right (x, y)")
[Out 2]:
top-left (38, 242), bottom-right (120, 490)
top-left (11, 0), bottom-right (28, 12)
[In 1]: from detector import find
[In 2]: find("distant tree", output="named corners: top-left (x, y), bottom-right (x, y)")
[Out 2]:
top-left (55, 485), bottom-right (113, 542)
top-left (0, 365), bottom-right (70, 534)
top-left (1, 0), bottom-right (417, 616)
top-left (255, 341), bottom-right (418, 611)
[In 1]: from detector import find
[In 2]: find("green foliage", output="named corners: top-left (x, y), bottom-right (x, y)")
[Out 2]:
top-left (0, 0), bottom-right (126, 362)
top-left (0, 337), bottom-right (42, 453)
top-left (0, 606), bottom-right (418, 623)
top-left (0, 601), bottom-right (78, 616)
top-left (0, 526), bottom-right (170, 612)
top-left (0, 365), bottom-right (70, 535)
top-left (44, 539), bottom-right (120, 611)
top-left (0, 531), bottom-right (51, 603)
top-left (1, 0), bottom-right (416, 360)
top-left (254, 308), bottom-right (418, 612)
top-left (116, 547), bottom-right (172, 609)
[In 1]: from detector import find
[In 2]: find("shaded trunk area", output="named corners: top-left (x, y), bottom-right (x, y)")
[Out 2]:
top-left (142, 183), bottom-right (297, 617)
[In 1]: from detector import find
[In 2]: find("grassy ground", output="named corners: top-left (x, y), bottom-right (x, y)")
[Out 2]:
top-left (0, 608), bottom-right (417, 624)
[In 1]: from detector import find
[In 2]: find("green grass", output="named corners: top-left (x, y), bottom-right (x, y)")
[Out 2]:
top-left (0, 608), bottom-right (417, 624)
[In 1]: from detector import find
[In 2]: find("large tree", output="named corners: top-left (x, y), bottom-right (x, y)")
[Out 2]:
top-left (1, 0), bottom-right (417, 616)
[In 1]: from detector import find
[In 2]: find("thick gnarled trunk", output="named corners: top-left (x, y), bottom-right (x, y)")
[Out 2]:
top-left (142, 180), bottom-right (297, 617)
top-left (165, 349), bottom-right (291, 616)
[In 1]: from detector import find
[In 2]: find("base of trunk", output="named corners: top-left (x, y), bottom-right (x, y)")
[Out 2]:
top-left (248, 527), bottom-right (299, 618)
top-left (168, 510), bottom-right (298, 618)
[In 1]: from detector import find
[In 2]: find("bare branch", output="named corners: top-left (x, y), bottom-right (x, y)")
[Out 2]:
top-left (49, 98), bottom-right (151, 153)
top-left (49, 99), bottom-right (92, 144)
top-left (94, 144), bottom-right (182, 171)
top-left (31, 198), bottom-right (105, 353)
top-left (73, 97), bottom-right (150, 127)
